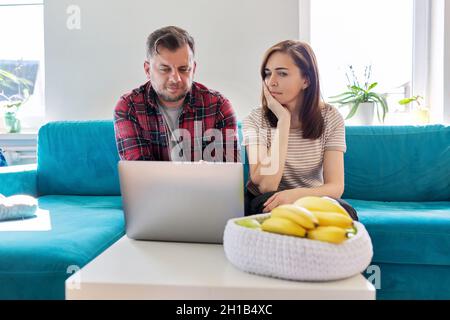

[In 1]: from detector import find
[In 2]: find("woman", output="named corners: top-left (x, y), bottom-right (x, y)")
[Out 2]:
top-left (242, 40), bottom-right (357, 220)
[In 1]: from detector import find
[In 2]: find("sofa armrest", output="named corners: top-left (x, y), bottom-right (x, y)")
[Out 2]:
top-left (0, 164), bottom-right (38, 197)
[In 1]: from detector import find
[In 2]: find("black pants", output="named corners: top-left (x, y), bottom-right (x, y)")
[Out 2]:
top-left (244, 190), bottom-right (359, 221)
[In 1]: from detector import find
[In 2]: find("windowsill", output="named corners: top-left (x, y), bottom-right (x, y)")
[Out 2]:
top-left (340, 109), bottom-right (433, 126)
top-left (0, 132), bottom-right (38, 166)
top-left (0, 132), bottom-right (38, 140)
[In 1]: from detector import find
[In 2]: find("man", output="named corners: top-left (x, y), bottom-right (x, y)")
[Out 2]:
top-left (114, 26), bottom-right (239, 162)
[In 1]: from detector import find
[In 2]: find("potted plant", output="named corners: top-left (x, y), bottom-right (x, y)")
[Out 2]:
top-left (0, 68), bottom-right (31, 133)
top-left (398, 95), bottom-right (430, 124)
top-left (328, 65), bottom-right (389, 125)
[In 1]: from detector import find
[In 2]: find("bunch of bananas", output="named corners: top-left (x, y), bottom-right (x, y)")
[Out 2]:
top-left (235, 196), bottom-right (356, 244)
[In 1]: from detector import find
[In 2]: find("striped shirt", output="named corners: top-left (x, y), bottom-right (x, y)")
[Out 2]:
top-left (242, 104), bottom-right (346, 196)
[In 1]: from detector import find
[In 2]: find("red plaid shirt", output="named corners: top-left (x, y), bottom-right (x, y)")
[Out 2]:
top-left (114, 81), bottom-right (239, 162)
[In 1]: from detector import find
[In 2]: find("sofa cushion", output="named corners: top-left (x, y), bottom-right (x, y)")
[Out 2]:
top-left (363, 262), bottom-right (450, 300)
top-left (347, 199), bottom-right (450, 266)
top-left (37, 121), bottom-right (121, 196)
top-left (0, 164), bottom-right (38, 197)
top-left (37, 121), bottom-right (449, 201)
top-left (0, 195), bottom-right (125, 299)
top-left (343, 125), bottom-right (450, 201)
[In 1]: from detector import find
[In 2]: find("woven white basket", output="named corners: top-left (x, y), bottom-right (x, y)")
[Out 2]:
top-left (223, 213), bottom-right (373, 281)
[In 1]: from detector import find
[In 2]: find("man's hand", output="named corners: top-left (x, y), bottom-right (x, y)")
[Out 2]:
top-left (262, 189), bottom-right (299, 213)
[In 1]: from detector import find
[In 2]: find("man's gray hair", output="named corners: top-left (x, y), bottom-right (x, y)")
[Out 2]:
top-left (146, 26), bottom-right (195, 60)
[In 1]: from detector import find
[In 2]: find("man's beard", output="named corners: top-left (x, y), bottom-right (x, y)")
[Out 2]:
top-left (156, 87), bottom-right (189, 103)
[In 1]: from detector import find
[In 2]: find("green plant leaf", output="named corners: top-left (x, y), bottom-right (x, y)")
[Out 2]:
top-left (328, 94), bottom-right (357, 104)
top-left (335, 101), bottom-right (356, 108)
top-left (346, 101), bottom-right (361, 119)
top-left (399, 95), bottom-right (423, 107)
top-left (5, 101), bottom-right (22, 109)
top-left (398, 98), bottom-right (413, 105)
top-left (381, 97), bottom-right (389, 122)
top-left (328, 92), bottom-right (355, 99)
top-left (0, 69), bottom-right (32, 93)
top-left (350, 85), bottom-right (365, 93)
top-left (363, 92), bottom-right (370, 102)
top-left (329, 97), bottom-right (361, 106)
top-left (0, 70), bottom-right (17, 80)
top-left (368, 93), bottom-right (389, 123)
top-left (367, 82), bottom-right (378, 91)
top-left (376, 101), bottom-right (381, 122)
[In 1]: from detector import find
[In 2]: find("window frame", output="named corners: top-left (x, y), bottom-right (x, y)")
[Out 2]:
top-left (0, 1), bottom-right (45, 132)
top-left (412, 0), bottom-right (430, 112)
top-left (299, 0), bottom-right (439, 122)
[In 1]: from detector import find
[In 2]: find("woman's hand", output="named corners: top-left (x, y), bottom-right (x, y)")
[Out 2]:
top-left (263, 84), bottom-right (290, 121)
top-left (262, 189), bottom-right (299, 213)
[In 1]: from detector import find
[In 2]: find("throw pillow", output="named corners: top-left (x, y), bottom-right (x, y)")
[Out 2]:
top-left (0, 194), bottom-right (38, 221)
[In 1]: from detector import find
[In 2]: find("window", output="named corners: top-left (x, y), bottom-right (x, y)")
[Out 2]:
top-left (302, 0), bottom-right (429, 125)
top-left (0, 0), bottom-right (45, 131)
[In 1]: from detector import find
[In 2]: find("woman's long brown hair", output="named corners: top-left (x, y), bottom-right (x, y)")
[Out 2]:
top-left (261, 40), bottom-right (324, 139)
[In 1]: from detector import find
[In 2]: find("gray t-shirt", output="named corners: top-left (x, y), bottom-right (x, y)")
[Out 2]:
top-left (158, 102), bottom-right (184, 160)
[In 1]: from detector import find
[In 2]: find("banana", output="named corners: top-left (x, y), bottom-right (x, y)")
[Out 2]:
top-left (311, 211), bottom-right (354, 228)
top-left (346, 225), bottom-right (358, 236)
top-left (271, 204), bottom-right (318, 229)
top-left (307, 226), bottom-right (350, 244)
top-left (235, 218), bottom-right (261, 230)
top-left (261, 217), bottom-right (306, 238)
top-left (294, 196), bottom-right (350, 218)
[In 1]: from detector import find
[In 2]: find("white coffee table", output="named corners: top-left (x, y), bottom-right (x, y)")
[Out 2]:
top-left (66, 236), bottom-right (376, 300)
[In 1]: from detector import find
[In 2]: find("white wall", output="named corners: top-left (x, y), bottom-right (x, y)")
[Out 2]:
top-left (44, 0), bottom-right (299, 122)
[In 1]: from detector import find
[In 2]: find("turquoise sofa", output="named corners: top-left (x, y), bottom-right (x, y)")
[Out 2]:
top-left (0, 121), bottom-right (449, 300)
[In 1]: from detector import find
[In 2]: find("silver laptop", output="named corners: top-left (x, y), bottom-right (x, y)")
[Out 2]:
top-left (118, 161), bottom-right (244, 243)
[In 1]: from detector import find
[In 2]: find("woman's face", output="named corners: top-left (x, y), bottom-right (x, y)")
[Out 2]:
top-left (263, 51), bottom-right (309, 109)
